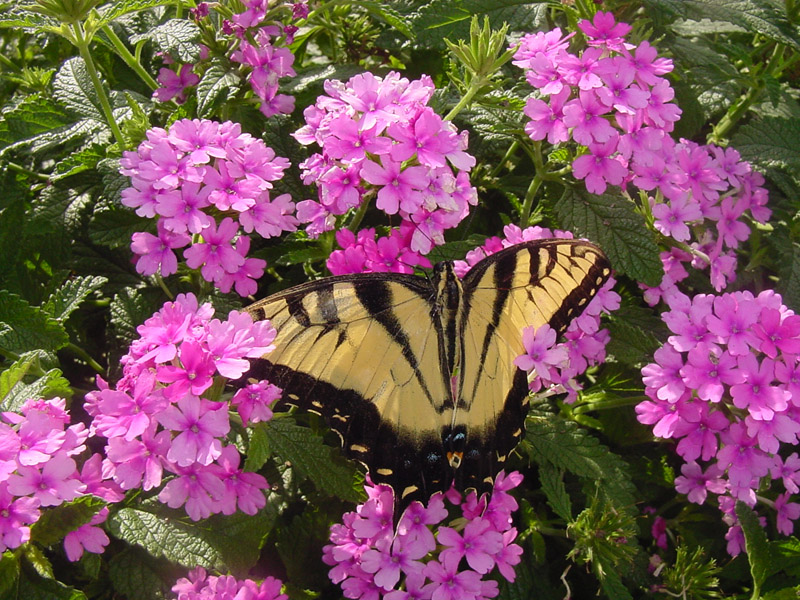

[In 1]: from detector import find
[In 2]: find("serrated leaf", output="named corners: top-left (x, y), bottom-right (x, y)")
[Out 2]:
top-left (358, 1), bottom-right (413, 39)
top-left (736, 502), bottom-right (770, 595)
top-left (42, 275), bottom-right (107, 321)
top-left (599, 568), bottom-right (634, 600)
top-left (409, 0), bottom-right (547, 50)
top-left (259, 417), bottom-right (361, 503)
top-left (732, 116), bottom-right (800, 172)
top-left (0, 6), bottom-right (60, 31)
top-left (89, 206), bottom-right (149, 249)
top-left (53, 57), bottom-right (105, 122)
top-left (196, 62), bottom-right (240, 118)
top-left (107, 548), bottom-right (170, 600)
top-left (13, 567), bottom-right (86, 600)
top-left (0, 555), bottom-right (19, 596)
top-left (94, 0), bottom-right (173, 28)
top-left (555, 188), bottom-right (662, 286)
top-left (538, 462), bottom-right (572, 521)
top-left (772, 237), bottom-right (800, 312)
top-left (0, 353), bottom-right (37, 402)
top-left (525, 409), bottom-right (636, 510)
top-left (651, 0), bottom-right (800, 50)
top-left (244, 418), bottom-right (272, 472)
top-left (275, 510), bottom-right (333, 588)
top-left (52, 144), bottom-right (106, 180)
top-left (31, 496), bottom-right (106, 547)
top-left (0, 93), bottom-right (73, 152)
top-left (0, 290), bottom-right (69, 355)
top-left (130, 19), bottom-right (201, 62)
top-left (109, 288), bottom-right (164, 345)
top-left (2, 363), bottom-right (72, 412)
top-left (202, 510), bottom-right (276, 575)
top-left (605, 304), bottom-right (666, 366)
top-left (107, 508), bottom-right (225, 570)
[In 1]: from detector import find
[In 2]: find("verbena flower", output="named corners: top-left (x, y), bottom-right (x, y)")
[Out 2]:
top-left (0, 398), bottom-right (122, 558)
top-left (172, 567), bottom-right (288, 600)
top-left (293, 71), bottom-right (478, 273)
top-left (514, 13), bottom-right (770, 293)
top-left (120, 119), bottom-right (296, 295)
top-left (636, 288), bottom-right (800, 553)
top-left (322, 472), bottom-right (523, 598)
top-left (86, 293), bottom-right (274, 520)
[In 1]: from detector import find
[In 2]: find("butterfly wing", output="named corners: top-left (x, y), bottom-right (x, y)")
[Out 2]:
top-left (452, 239), bottom-right (612, 491)
top-left (243, 273), bottom-right (455, 502)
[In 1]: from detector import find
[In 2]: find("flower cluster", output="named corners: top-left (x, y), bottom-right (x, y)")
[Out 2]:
top-left (323, 472), bottom-right (523, 599)
top-left (514, 12), bottom-right (770, 292)
top-left (172, 567), bottom-right (288, 600)
top-left (0, 397), bottom-right (122, 559)
top-left (293, 71), bottom-right (478, 274)
top-left (227, 1), bottom-right (303, 118)
top-left (120, 118), bottom-right (297, 296)
top-left (155, 2), bottom-right (302, 117)
top-left (455, 224), bottom-right (620, 402)
top-left (328, 224), bottom-right (432, 275)
top-left (85, 293), bottom-right (275, 521)
top-left (635, 288), bottom-right (800, 554)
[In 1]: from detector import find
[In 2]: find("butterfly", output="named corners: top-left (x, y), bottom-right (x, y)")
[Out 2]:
top-left (240, 238), bottom-right (611, 511)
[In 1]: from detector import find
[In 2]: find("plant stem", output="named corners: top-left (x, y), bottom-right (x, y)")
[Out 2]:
top-left (444, 79), bottom-right (485, 122)
top-left (101, 25), bottom-right (158, 90)
top-left (66, 342), bottom-right (104, 373)
top-left (347, 194), bottom-right (372, 232)
top-left (72, 24), bottom-right (126, 148)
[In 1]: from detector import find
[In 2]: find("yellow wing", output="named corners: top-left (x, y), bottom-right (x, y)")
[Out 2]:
top-left (451, 239), bottom-right (611, 492)
top-left (244, 272), bottom-right (456, 501)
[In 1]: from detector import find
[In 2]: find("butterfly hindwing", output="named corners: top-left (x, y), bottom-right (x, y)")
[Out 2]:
top-left (244, 273), bottom-right (455, 500)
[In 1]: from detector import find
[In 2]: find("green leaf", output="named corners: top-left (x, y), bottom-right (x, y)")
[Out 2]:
top-left (13, 567), bottom-right (87, 600)
top-left (0, 552), bottom-right (21, 598)
top-left (648, 0), bottom-right (800, 50)
top-left (605, 304), bottom-right (666, 366)
top-left (107, 506), bottom-right (274, 575)
top-left (732, 117), bottom-right (800, 172)
top-left (107, 548), bottom-right (171, 600)
top-left (89, 206), bottom-right (149, 249)
top-left (554, 188), bottom-right (663, 287)
top-left (275, 510), bottom-right (333, 588)
top-left (94, 0), bottom-right (174, 28)
top-left (770, 234), bottom-right (800, 312)
top-left (599, 569), bottom-right (634, 600)
top-left (358, 1), bottom-right (413, 39)
top-left (42, 275), bottom-right (107, 321)
top-left (0, 353), bottom-right (37, 402)
top-left (409, 0), bottom-right (548, 50)
top-left (0, 291), bottom-right (69, 355)
top-left (53, 57), bottom-right (105, 122)
top-left (259, 416), bottom-right (362, 503)
top-left (736, 502), bottom-right (771, 595)
top-left (538, 462), bottom-right (572, 521)
top-left (130, 19), bottom-right (201, 62)
top-left (0, 5), bottom-right (60, 31)
top-left (52, 144), bottom-right (106, 180)
top-left (31, 496), bottom-right (106, 547)
top-left (525, 408), bottom-right (637, 510)
top-left (0, 93), bottom-right (73, 153)
top-left (0, 360), bottom-right (72, 413)
top-left (109, 288), bottom-right (164, 348)
top-left (196, 61), bottom-right (240, 118)
top-left (107, 508), bottom-right (225, 570)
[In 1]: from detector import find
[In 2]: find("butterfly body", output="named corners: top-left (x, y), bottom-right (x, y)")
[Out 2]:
top-left (243, 239), bottom-right (611, 509)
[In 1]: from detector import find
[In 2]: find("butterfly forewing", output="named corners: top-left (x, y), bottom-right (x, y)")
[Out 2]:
top-left (244, 273), bottom-right (454, 500)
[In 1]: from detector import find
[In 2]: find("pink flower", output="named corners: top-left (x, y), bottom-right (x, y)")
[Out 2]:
top-left (154, 64), bottom-right (199, 103)
top-left (7, 452), bottom-right (86, 507)
top-left (183, 217), bottom-right (245, 282)
top-left (156, 395), bottom-right (230, 467)
top-left (64, 507), bottom-right (110, 561)
top-left (0, 482), bottom-right (40, 552)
